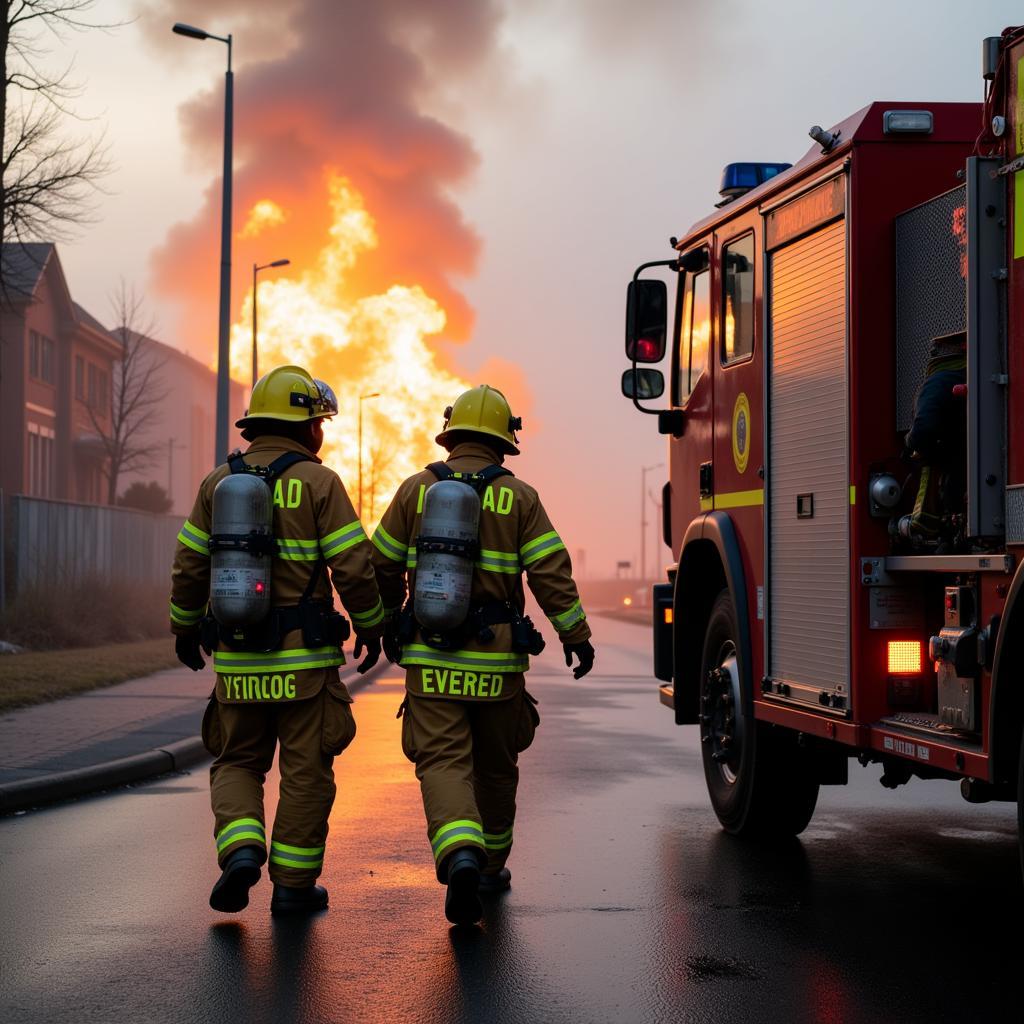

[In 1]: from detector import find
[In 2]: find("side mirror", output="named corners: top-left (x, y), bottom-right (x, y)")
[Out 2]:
top-left (625, 279), bottom-right (667, 362)
top-left (622, 368), bottom-right (665, 400)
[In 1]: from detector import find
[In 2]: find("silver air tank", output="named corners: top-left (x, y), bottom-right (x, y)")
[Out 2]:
top-left (210, 473), bottom-right (274, 626)
top-left (414, 480), bottom-right (480, 631)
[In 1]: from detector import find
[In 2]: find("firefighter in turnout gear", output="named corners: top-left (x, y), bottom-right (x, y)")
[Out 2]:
top-left (170, 365), bottom-right (385, 916)
top-left (371, 384), bottom-right (594, 926)
top-left (898, 331), bottom-right (968, 547)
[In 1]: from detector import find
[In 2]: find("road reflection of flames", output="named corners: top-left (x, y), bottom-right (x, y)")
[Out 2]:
top-left (230, 176), bottom-right (471, 529)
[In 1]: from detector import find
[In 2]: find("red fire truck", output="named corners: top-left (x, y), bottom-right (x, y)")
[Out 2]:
top-left (623, 28), bottom-right (1024, 867)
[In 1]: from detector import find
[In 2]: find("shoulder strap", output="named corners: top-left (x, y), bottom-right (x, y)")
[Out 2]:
top-left (426, 461), bottom-right (453, 480)
top-left (265, 451), bottom-right (314, 482)
top-left (424, 461), bottom-right (513, 489)
top-left (476, 465), bottom-right (514, 484)
top-left (226, 450), bottom-right (313, 481)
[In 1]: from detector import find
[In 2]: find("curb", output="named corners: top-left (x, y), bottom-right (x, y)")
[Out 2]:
top-left (0, 660), bottom-right (391, 815)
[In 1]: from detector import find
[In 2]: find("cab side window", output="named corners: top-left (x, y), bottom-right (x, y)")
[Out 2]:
top-left (722, 233), bottom-right (755, 364)
top-left (676, 259), bottom-right (711, 405)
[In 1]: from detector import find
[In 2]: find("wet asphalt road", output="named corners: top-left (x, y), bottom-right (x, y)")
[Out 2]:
top-left (1, 614), bottom-right (1022, 1024)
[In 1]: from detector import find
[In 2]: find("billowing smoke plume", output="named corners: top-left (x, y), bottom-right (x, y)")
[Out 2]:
top-left (139, 0), bottom-right (529, 520)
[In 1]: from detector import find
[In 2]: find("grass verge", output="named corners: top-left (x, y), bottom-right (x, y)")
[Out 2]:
top-left (0, 638), bottom-right (178, 712)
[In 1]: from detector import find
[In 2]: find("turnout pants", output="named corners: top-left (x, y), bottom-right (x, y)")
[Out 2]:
top-left (401, 689), bottom-right (539, 882)
top-left (202, 684), bottom-right (356, 887)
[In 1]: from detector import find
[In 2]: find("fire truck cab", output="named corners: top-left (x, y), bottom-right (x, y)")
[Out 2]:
top-left (623, 30), bottom-right (1024, 860)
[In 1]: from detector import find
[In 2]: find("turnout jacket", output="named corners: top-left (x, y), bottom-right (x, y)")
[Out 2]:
top-left (371, 441), bottom-right (591, 701)
top-left (170, 437), bottom-right (384, 704)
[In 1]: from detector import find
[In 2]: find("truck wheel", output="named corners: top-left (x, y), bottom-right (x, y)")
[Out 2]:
top-left (699, 589), bottom-right (819, 837)
top-left (1017, 731), bottom-right (1024, 882)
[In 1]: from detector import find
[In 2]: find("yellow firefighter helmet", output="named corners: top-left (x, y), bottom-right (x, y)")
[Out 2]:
top-left (436, 384), bottom-right (521, 456)
top-left (235, 365), bottom-right (339, 427)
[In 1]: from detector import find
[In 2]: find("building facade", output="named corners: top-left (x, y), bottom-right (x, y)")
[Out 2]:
top-left (1, 243), bottom-right (246, 511)
top-left (119, 337), bottom-right (246, 515)
top-left (1, 244), bottom-right (120, 504)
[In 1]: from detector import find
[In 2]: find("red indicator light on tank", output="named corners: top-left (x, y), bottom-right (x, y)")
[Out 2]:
top-left (254, 581), bottom-right (266, 594)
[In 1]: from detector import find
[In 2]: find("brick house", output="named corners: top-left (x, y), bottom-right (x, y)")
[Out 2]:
top-left (118, 335), bottom-right (246, 515)
top-left (0, 243), bottom-right (120, 503)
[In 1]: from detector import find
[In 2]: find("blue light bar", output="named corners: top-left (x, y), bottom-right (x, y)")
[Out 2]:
top-left (719, 162), bottom-right (793, 200)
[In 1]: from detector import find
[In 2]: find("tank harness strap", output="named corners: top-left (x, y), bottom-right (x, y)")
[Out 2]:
top-left (424, 461), bottom-right (514, 490)
top-left (210, 448), bottom-right (351, 652)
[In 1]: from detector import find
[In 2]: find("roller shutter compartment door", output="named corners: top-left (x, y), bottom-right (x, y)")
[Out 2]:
top-left (768, 218), bottom-right (849, 702)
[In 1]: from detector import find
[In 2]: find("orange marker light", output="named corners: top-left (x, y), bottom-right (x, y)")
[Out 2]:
top-left (888, 640), bottom-right (922, 675)
top-left (664, 608), bottom-right (673, 625)
top-left (623, 596), bottom-right (633, 607)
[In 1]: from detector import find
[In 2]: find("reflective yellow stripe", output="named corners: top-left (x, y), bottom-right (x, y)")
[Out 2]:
top-left (177, 519), bottom-right (210, 556)
top-left (520, 530), bottom-right (566, 566)
top-left (351, 598), bottom-right (385, 628)
top-left (372, 524), bottom-right (407, 562)
top-left (701, 489), bottom-right (765, 511)
top-left (213, 646), bottom-right (345, 673)
top-left (270, 853), bottom-right (324, 869)
top-left (170, 601), bottom-right (204, 625)
top-left (850, 485), bottom-right (857, 505)
top-left (402, 645), bottom-right (528, 674)
top-left (483, 827), bottom-right (513, 849)
top-left (549, 599), bottom-right (585, 631)
top-left (321, 521), bottom-right (367, 558)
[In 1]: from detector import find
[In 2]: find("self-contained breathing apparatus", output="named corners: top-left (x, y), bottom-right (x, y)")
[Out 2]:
top-left (398, 462), bottom-right (545, 656)
top-left (201, 451), bottom-right (350, 654)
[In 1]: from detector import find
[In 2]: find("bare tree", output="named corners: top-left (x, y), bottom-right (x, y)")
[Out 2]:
top-left (365, 439), bottom-right (397, 524)
top-left (2, 0), bottom-right (113, 265)
top-left (88, 281), bottom-right (167, 505)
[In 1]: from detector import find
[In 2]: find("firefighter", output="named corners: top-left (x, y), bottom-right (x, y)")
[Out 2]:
top-left (371, 384), bottom-right (594, 926)
top-left (899, 331), bottom-right (967, 546)
top-left (170, 365), bottom-right (385, 916)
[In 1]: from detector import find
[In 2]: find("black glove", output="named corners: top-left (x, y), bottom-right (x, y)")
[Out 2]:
top-left (175, 633), bottom-right (206, 672)
top-left (563, 639), bottom-right (595, 680)
top-left (354, 634), bottom-right (382, 674)
top-left (383, 616), bottom-right (401, 664)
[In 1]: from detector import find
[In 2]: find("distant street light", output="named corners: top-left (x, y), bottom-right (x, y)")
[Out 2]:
top-left (252, 259), bottom-right (290, 388)
top-left (358, 392), bottom-right (380, 520)
top-left (641, 463), bottom-right (663, 582)
top-left (172, 21), bottom-right (233, 466)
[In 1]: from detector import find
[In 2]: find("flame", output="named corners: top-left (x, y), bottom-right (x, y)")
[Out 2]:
top-left (240, 199), bottom-right (288, 240)
top-left (230, 175), bottom-right (471, 528)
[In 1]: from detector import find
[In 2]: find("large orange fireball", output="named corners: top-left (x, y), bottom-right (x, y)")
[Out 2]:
top-left (230, 176), bottom-right (471, 527)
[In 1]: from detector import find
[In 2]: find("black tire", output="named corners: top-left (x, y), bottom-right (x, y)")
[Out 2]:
top-left (699, 589), bottom-right (819, 837)
top-left (1017, 731), bottom-right (1024, 883)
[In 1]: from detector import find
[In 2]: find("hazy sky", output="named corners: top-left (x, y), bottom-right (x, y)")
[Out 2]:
top-left (54, 0), bottom-right (1023, 578)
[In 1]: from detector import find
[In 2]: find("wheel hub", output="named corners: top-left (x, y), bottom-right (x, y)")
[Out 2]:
top-left (701, 648), bottom-right (743, 785)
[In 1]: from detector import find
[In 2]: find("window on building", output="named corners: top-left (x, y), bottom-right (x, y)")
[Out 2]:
top-left (86, 364), bottom-right (109, 414)
top-left (722, 233), bottom-right (755, 364)
top-left (29, 331), bottom-right (56, 384)
top-left (27, 423), bottom-right (56, 498)
top-left (676, 258), bottom-right (711, 405)
top-left (75, 356), bottom-right (85, 400)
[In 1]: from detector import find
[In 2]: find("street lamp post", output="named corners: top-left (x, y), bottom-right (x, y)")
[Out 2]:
top-left (358, 392), bottom-right (380, 520)
top-left (641, 463), bottom-right (663, 582)
top-left (252, 258), bottom-right (290, 389)
top-left (172, 22), bottom-right (233, 467)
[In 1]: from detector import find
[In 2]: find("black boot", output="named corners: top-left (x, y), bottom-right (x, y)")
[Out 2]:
top-left (270, 883), bottom-right (329, 916)
top-left (479, 868), bottom-right (511, 895)
top-left (209, 848), bottom-right (263, 913)
top-left (444, 849), bottom-right (483, 926)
